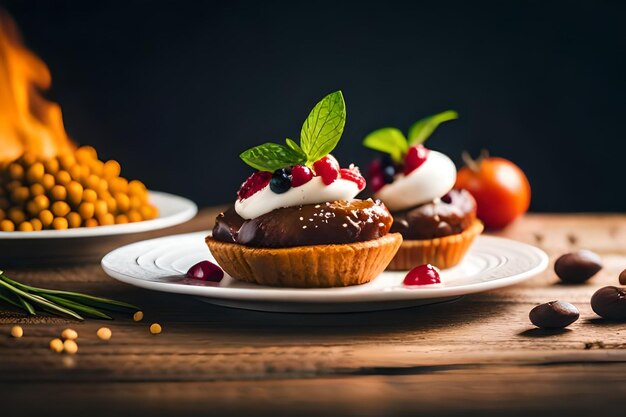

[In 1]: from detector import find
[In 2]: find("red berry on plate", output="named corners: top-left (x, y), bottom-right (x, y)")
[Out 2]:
top-left (340, 168), bottom-right (366, 190)
top-left (313, 155), bottom-right (340, 185)
top-left (404, 145), bottom-right (429, 175)
top-left (237, 171), bottom-right (272, 200)
top-left (403, 264), bottom-right (441, 286)
top-left (368, 158), bottom-right (383, 177)
top-left (291, 165), bottom-right (313, 187)
top-left (186, 260), bottom-right (224, 282)
top-left (369, 174), bottom-right (385, 192)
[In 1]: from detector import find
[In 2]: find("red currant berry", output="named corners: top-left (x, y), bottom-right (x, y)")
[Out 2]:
top-left (313, 155), bottom-right (340, 185)
top-left (291, 165), bottom-right (313, 187)
top-left (403, 264), bottom-right (441, 286)
top-left (369, 174), bottom-right (385, 192)
top-left (237, 171), bottom-right (272, 200)
top-left (340, 168), bottom-right (366, 190)
top-left (186, 260), bottom-right (224, 282)
top-left (404, 145), bottom-right (430, 175)
top-left (367, 158), bottom-right (383, 177)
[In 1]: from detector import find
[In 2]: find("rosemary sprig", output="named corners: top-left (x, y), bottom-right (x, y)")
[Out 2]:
top-left (0, 269), bottom-right (140, 321)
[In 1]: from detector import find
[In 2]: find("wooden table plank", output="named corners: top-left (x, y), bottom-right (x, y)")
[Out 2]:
top-left (1, 211), bottom-right (626, 416)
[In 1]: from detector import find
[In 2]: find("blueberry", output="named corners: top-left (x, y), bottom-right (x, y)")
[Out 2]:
top-left (269, 169), bottom-right (292, 194)
top-left (382, 165), bottom-right (395, 183)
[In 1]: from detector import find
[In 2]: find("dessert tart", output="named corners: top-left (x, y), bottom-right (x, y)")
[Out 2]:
top-left (363, 111), bottom-right (482, 270)
top-left (206, 91), bottom-right (402, 288)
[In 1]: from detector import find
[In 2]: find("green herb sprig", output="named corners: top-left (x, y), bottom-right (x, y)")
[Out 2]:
top-left (363, 110), bottom-right (458, 163)
top-left (0, 270), bottom-right (139, 320)
top-left (239, 91), bottom-right (346, 171)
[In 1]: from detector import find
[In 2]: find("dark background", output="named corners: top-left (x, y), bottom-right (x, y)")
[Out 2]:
top-left (2, 0), bottom-right (625, 211)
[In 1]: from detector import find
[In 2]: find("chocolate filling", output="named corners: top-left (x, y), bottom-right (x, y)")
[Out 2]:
top-left (389, 189), bottom-right (477, 240)
top-left (212, 199), bottom-right (392, 248)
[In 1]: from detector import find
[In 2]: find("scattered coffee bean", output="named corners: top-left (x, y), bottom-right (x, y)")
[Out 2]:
top-left (529, 300), bottom-right (580, 329)
top-left (619, 269), bottom-right (626, 285)
top-left (591, 286), bottom-right (626, 320)
top-left (554, 250), bottom-right (603, 284)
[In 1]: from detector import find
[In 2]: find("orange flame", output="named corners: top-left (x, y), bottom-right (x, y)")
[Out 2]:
top-left (0, 11), bottom-right (75, 162)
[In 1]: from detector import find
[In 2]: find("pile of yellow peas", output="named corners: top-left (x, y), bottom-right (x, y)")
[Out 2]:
top-left (0, 146), bottom-right (158, 231)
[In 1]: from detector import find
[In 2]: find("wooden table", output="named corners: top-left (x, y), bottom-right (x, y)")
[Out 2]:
top-left (2, 211), bottom-right (626, 417)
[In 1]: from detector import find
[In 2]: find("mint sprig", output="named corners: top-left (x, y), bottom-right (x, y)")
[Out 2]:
top-left (240, 91), bottom-right (346, 171)
top-left (363, 110), bottom-right (458, 163)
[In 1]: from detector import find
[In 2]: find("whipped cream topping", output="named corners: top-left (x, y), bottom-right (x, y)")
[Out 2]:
top-left (374, 150), bottom-right (456, 211)
top-left (235, 176), bottom-right (360, 219)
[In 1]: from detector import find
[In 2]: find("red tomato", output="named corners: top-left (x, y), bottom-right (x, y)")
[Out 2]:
top-left (455, 154), bottom-right (531, 230)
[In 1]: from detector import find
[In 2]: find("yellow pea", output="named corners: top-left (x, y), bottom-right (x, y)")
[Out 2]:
top-left (59, 153), bottom-right (76, 171)
top-left (18, 221), bottom-right (33, 232)
top-left (50, 185), bottom-right (67, 201)
top-left (82, 189), bottom-right (97, 203)
top-left (51, 201), bottom-right (71, 217)
top-left (55, 170), bottom-right (71, 186)
top-left (75, 146), bottom-right (97, 163)
top-left (129, 195), bottom-right (142, 210)
top-left (49, 338), bottom-right (64, 353)
top-left (26, 200), bottom-right (40, 216)
top-left (26, 162), bottom-right (45, 183)
top-left (127, 210), bottom-right (142, 223)
top-left (39, 210), bottom-right (54, 227)
top-left (11, 186), bottom-right (30, 203)
top-left (63, 339), bottom-right (78, 354)
top-left (103, 160), bottom-right (121, 178)
top-left (44, 158), bottom-right (59, 174)
top-left (31, 218), bottom-right (43, 231)
top-left (8, 208), bottom-right (26, 224)
top-left (52, 217), bottom-right (69, 230)
top-left (78, 202), bottom-right (95, 219)
top-left (106, 196), bottom-right (117, 213)
top-left (89, 160), bottom-right (104, 176)
top-left (98, 213), bottom-right (115, 226)
top-left (149, 323), bottom-right (162, 335)
top-left (66, 181), bottom-right (83, 206)
top-left (61, 328), bottom-right (78, 340)
top-left (10, 325), bottom-right (23, 338)
top-left (30, 183), bottom-right (45, 197)
top-left (84, 218), bottom-right (99, 227)
top-left (85, 174), bottom-right (100, 190)
top-left (109, 177), bottom-right (128, 194)
top-left (94, 200), bottom-right (108, 218)
top-left (115, 214), bottom-right (129, 224)
top-left (128, 180), bottom-right (146, 196)
top-left (41, 173), bottom-right (55, 191)
top-left (133, 311), bottom-right (144, 321)
top-left (114, 193), bottom-right (130, 212)
top-left (67, 212), bottom-right (82, 228)
top-left (0, 219), bottom-right (15, 231)
top-left (34, 194), bottom-right (50, 211)
top-left (96, 327), bottom-right (112, 341)
top-left (68, 164), bottom-right (82, 181)
top-left (8, 163), bottom-right (24, 180)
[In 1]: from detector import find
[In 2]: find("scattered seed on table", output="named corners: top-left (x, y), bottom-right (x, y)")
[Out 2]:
top-left (133, 311), bottom-right (144, 322)
top-left (61, 328), bottom-right (78, 340)
top-left (10, 326), bottom-right (23, 338)
top-left (97, 327), bottom-right (112, 341)
top-left (149, 323), bottom-right (162, 335)
top-left (63, 339), bottom-right (78, 354)
top-left (50, 338), bottom-right (64, 353)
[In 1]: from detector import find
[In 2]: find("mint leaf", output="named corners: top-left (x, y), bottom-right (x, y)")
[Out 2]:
top-left (285, 138), bottom-right (307, 160)
top-left (362, 127), bottom-right (408, 163)
top-left (240, 143), bottom-right (306, 171)
top-left (407, 110), bottom-right (458, 145)
top-left (300, 91), bottom-right (346, 164)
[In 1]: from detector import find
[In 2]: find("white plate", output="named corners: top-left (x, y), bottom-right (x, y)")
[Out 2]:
top-left (0, 191), bottom-right (197, 239)
top-left (101, 232), bottom-right (548, 313)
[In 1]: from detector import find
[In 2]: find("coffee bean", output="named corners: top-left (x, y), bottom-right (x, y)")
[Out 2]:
top-left (529, 300), bottom-right (580, 329)
top-left (619, 269), bottom-right (626, 285)
top-left (591, 286), bottom-right (626, 320)
top-left (554, 250), bottom-right (603, 284)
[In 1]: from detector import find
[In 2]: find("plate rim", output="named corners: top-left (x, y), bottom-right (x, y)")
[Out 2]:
top-left (0, 191), bottom-right (197, 239)
top-left (101, 233), bottom-right (549, 304)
